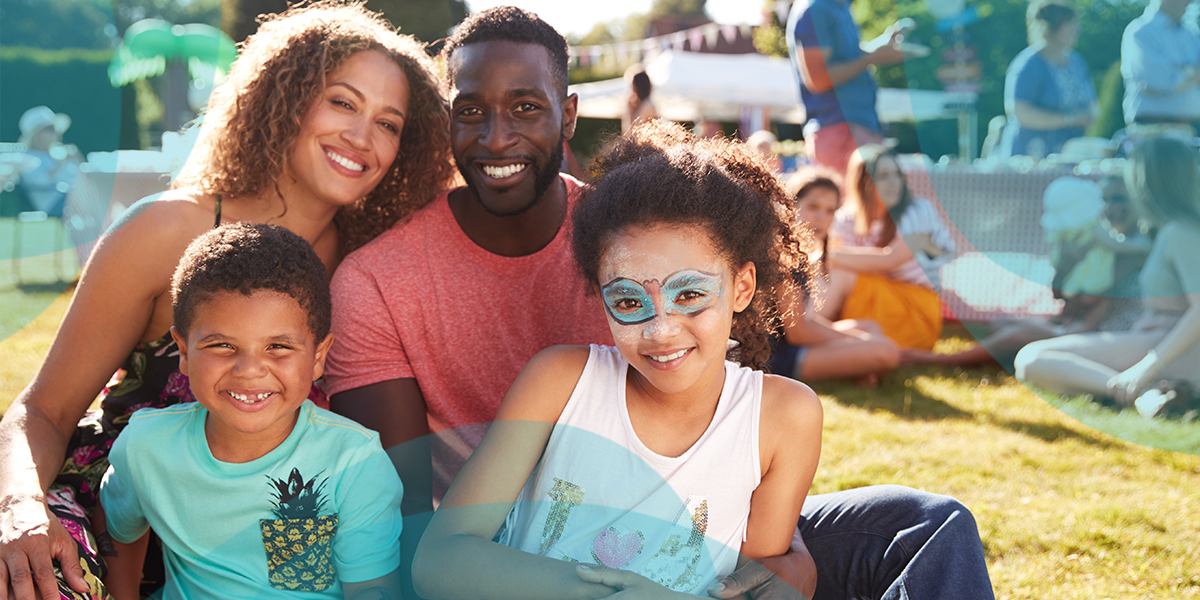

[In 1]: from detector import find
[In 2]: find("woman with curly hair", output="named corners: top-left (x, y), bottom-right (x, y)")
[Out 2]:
top-left (0, 2), bottom-right (454, 598)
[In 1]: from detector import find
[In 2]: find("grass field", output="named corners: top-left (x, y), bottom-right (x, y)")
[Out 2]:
top-left (1, 282), bottom-right (1198, 599)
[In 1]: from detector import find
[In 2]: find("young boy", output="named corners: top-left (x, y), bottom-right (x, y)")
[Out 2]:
top-left (96, 223), bottom-right (403, 599)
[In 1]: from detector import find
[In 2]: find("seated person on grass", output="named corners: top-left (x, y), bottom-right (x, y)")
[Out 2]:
top-left (95, 223), bottom-right (403, 600)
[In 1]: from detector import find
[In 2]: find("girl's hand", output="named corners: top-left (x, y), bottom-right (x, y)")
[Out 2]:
top-left (575, 564), bottom-right (690, 599)
top-left (0, 497), bottom-right (88, 600)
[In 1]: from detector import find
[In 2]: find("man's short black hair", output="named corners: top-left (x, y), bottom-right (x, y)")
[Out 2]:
top-left (172, 223), bottom-right (331, 341)
top-left (443, 5), bottom-right (570, 95)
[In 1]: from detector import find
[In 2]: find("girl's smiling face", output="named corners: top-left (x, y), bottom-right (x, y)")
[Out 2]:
top-left (597, 224), bottom-right (755, 397)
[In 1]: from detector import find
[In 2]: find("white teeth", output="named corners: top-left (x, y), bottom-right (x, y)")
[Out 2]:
top-left (482, 163), bottom-right (526, 179)
top-left (649, 349), bottom-right (688, 363)
top-left (228, 391), bottom-right (271, 404)
top-left (327, 150), bottom-right (365, 171)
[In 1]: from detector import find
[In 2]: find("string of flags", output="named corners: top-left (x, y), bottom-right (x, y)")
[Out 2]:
top-left (568, 21), bottom-right (756, 69)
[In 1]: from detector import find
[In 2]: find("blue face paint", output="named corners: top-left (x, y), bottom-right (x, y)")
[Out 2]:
top-left (600, 270), bottom-right (723, 326)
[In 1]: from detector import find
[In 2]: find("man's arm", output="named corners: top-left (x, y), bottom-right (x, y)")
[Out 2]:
top-left (1122, 26), bottom-right (1200, 96)
top-left (331, 380), bottom-right (430, 600)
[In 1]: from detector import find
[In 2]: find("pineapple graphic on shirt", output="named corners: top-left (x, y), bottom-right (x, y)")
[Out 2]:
top-left (260, 468), bottom-right (339, 592)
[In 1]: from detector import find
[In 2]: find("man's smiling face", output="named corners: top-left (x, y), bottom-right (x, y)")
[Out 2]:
top-left (448, 40), bottom-right (576, 217)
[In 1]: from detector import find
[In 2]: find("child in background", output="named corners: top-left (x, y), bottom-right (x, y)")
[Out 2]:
top-left (770, 166), bottom-right (900, 384)
top-left (97, 223), bottom-right (403, 600)
top-left (414, 121), bottom-right (823, 598)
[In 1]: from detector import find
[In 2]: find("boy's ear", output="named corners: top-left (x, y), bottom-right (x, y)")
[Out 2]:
top-left (169, 326), bottom-right (189, 375)
top-left (311, 333), bottom-right (335, 381)
top-left (732, 262), bottom-right (757, 313)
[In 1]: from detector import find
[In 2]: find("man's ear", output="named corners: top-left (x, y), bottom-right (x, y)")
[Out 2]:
top-left (169, 326), bottom-right (189, 375)
top-left (311, 333), bottom-right (335, 381)
top-left (562, 92), bottom-right (579, 141)
top-left (732, 262), bottom-right (757, 313)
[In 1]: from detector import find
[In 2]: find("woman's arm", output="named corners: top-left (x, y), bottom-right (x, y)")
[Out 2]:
top-left (1011, 100), bottom-right (1089, 131)
top-left (1108, 227), bottom-right (1200, 401)
top-left (0, 194), bottom-right (213, 599)
top-left (826, 234), bottom-right (914, 274)
top-left (413, 346), bottom-right (620, 600)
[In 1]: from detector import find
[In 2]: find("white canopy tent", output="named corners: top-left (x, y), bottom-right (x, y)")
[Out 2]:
top-left (569, 50), bottom-right (972, 126)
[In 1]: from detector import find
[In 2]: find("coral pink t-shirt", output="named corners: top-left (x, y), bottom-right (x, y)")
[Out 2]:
top-left (325, 175), bottom-right (613, 496)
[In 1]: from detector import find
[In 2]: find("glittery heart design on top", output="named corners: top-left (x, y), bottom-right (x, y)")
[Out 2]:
top-left (591, 526), bottom-right (645, 568)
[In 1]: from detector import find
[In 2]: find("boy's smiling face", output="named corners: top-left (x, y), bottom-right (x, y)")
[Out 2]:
top-left (171, 290), bottom-right (333, 463)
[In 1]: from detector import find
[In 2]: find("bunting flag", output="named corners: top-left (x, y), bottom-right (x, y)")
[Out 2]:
top-left (569, 20), bottom-right (756, 72)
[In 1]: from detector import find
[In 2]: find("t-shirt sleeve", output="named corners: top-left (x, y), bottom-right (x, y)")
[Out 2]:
top-left (1009, 52), bottom-right (1047, 105)
top-left (331, 437), bottom-right (404, 583)
top-left (98, 433), bottom-right (149, 544)
top-left (324, 255), bottom-right (413, 396)
top-left (793, 1), bottom-right (835, 50)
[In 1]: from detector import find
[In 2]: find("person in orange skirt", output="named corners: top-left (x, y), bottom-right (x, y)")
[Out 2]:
top-left (816, 145), bottom-right (955, 350)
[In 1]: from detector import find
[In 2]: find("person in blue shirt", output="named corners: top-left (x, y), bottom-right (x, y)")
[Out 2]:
top-left (1122, 0), bottom-right (1200, 124)
top-left (786, 0), bottom-right (908, 176)
top-left (97, 223), bottom-right (403, 600)
top-left (999, 0), bottom-right (1098, 158)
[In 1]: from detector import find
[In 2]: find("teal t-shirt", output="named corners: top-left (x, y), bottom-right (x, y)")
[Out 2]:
top-left (100, 400), bottom-right (403, 599)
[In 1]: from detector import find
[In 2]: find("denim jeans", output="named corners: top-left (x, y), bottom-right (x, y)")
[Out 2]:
top-left (800, 485), bottom-right (995, 600)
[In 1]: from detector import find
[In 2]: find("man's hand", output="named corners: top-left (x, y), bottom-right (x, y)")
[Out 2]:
top-left (709, 528), bottom-right (816, 600)
top-left (575, 564), bottom-right (689, 599)
top-left (0, 497), bottom-right (87, 600)
top-left (708, 561), bottom-right (807, 600)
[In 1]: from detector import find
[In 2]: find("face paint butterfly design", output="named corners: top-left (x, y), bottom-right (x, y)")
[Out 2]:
top-left (600, 270), bottom-right (724, 326)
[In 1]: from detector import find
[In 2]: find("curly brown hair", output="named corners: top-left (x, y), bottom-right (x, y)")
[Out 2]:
top-left (573, 120), bottom-right (814, 371)
top-left (172, 0), bottom-right (455, 253)
top-left (173, 223), bottom-right (331, 341)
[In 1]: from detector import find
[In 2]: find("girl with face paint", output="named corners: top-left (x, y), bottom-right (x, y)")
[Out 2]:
top-left (415, 121), bottom-right (824, 599)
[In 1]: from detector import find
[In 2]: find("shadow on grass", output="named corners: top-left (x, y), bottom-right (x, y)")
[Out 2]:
top-left (811, 361), bottom-right (1123, 448)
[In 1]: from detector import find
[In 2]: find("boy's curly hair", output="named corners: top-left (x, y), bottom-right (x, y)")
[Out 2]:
top-left (573, 121), bottom-right (815, 371)
top-left (442, 5), bottom-right (570, 95)
top-left (172, 223), bottom-right (331, 341)
top-left (172, 0), bottom-right (455, 253)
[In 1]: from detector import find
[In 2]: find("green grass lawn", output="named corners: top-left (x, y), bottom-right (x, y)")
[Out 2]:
top-left (1, 284), bottom-right (1198, 598)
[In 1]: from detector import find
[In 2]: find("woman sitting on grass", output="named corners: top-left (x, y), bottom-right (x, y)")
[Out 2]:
top-left (770, 166), bottom-right (900, 384)
top-left (414, 121), bottom-right (823, 598)
top-left (905, 175), bottom-right (1150, 368)
top-left (1015, 136), bottom-right (1200, 409)
top-left (817, 145), bottom-right (955, 351)
top-left (0, 3), bottom-right (454, 597)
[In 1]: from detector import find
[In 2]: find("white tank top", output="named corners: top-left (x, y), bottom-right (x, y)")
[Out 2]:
top-left (498, 344), bottom-right (762, 595)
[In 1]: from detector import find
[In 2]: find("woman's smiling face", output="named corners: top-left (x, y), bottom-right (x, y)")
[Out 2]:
top-left (597, 224), bottom-right (755, 397)
top-left (283, 49), bottom-right (409, 208)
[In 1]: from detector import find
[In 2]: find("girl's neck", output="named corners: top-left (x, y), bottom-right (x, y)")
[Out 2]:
top-left (624, 361), bottom-right (727, 458)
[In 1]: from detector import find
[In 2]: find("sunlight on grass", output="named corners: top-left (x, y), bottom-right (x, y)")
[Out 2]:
top-left (1, 292), bottom-right (1198, 598)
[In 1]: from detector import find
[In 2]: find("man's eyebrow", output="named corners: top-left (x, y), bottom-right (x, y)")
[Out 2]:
top-left (327, 81), bottom-right (406, 118)
top-left (507, 88), bottom-right (549, 100)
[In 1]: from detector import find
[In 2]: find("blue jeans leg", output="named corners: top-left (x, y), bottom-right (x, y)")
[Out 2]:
top-left (799, 485), bottom-right (994, 600)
